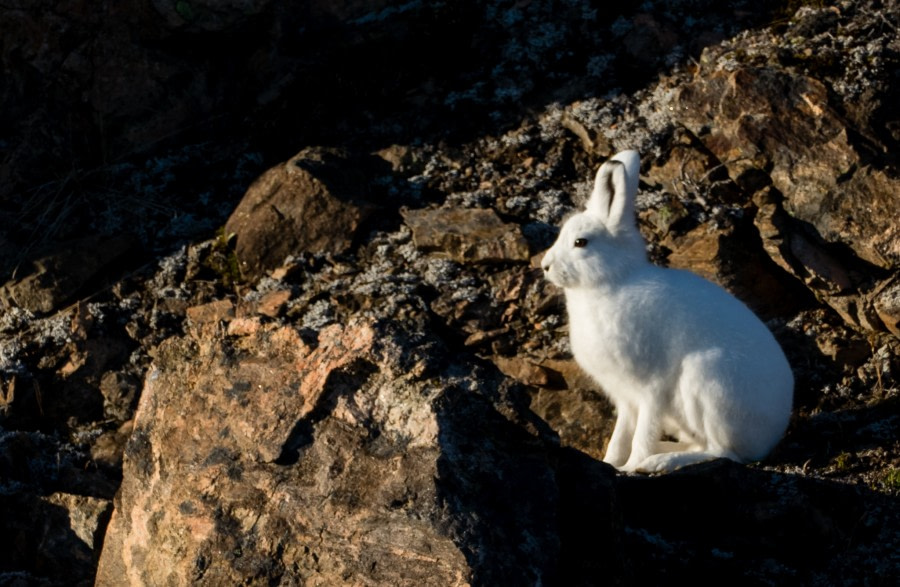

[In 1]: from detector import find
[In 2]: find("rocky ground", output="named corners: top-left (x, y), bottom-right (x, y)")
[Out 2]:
top-left (1, 0), bottom-right (899, 585)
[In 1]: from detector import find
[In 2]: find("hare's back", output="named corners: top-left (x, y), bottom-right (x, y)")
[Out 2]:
top-left (628, 267), bottom-right (785, 357)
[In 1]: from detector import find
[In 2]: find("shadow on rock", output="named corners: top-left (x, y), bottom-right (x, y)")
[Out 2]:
top-left (616, 459), bottom-right (899, 585)
top-left (433, 371), bottom-right (628, 585)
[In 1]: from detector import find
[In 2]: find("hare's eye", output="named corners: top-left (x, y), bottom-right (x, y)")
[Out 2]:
top-left (573, 238), bottom-right (588, 248)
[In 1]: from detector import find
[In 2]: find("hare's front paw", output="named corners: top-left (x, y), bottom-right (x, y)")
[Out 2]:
top-left (602, 445), bottom-right (629, 469)
top-left (619, 452), bottom-right (650, 473)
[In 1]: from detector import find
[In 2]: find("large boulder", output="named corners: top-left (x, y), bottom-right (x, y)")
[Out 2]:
top-left (96, 309), bottom-right (622, 585)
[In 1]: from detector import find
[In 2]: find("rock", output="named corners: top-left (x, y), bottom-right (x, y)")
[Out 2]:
top-left (185, 299), bottom-right (236, 326)
top-left (491, 355), bottom-right (564, 388)
top-left (374, 144), bottom-right (426, 174)
top-left (814, 332), bottom-right (870, 368)
top-left (0, 430), bottom-right (117, 586)
top-left (96, 316), bottom-right (605, 584)
top-left (676, 63), bottom-right (900, 269)
top-left (224, 148), bottom-right (375, 280)
top-left (90, 421), bottom-right (134, 470)
top-left (749, 186), bottom-right (894, 330)
top-left (256, 289), bottom-right (292, 318)
top-left (0, 492), bottom-right (101, 586)
top-left (463, 327), bottom-right (508, 348)
top-left (99, 371), bottom-right (140, 422)
top-left (872, 278), bottom-right (900, 338)
top-left (96, 320), bottom-right (464, 585)
top-left (662, 219), bottom-right (805, 319)
top-left (45, 492), bottom-right (113, 553)
top-left (0, 235), bottom-right (134, 315)
top-left (751, 186), bottom-right (854, 294)
top-left (430, 287), bottom-right (500, 335)
top-left (529, 387), bottom-right (613, 462)
top-left (824, 293), bottom-right (885, 334)
top-left (662, 58), bottom-right (900, 331)
top-left (226, 316), bottom-right (263, 337)
top-left (402, 207), bottom-right (530, 263)
top-left (536, 358), bottom-right (597, 392)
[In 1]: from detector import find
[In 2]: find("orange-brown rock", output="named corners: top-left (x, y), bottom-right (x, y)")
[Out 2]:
top-left (95, 316), bottom-right (601, 585)
top-left (96, 320), bottom-right (473, 585)
top-left (676, 64), bottom-right (900, 269)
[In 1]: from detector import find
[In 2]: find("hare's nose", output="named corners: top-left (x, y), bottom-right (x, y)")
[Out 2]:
top-left (540, 251), bottom-right (552, 273)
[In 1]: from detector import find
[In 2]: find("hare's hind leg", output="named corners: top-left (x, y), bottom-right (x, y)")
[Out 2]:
top-left (654, 439), bottom-right (699, 453)
top-left (632, 449), bottom-right (740, 474)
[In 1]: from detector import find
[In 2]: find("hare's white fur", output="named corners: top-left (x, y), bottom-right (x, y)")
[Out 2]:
top-left (541, 150), bottom-right (793, 473)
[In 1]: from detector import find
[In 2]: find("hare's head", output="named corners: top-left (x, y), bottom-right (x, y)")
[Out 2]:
top-left (541, 150), bottom-right (646, 289)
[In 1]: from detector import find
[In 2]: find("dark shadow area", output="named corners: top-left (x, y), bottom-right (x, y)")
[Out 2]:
top-left (616, 459), bottom-right (899, 585)
top-left (434, 369), bottom-right (899, 585)
top-left (0, 430), bottom-right (115, 585)
top-left (0, 0), bottom-right (799, 276)
top-left (554, 446), bottom-right (630, 586)
top-left (433, 372), bottom-right (566, 585)
top-left (0, 430), bottom-right (118, 499)
top-left (0, 494), bottom-right (99, 587)
top-left (432, 358), bottom-right (632, 585)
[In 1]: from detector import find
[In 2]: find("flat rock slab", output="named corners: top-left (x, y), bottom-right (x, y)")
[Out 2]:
top-left (402, 207), bottom-right (530, 263)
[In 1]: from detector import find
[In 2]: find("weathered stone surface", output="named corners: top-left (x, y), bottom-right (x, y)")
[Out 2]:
top-left (402, 208), bottom-right (530, 263)
top-left (224, 148), bottom-right (374, 280)
top-left (185, 299), bottom-right (235, 325)
top-left (751, 186), bottom-right (854, 294)
top-left (256, 289), bottom-right (292, 318)
top-left (96, 320), bottom-right (468, 585)
top-left (46, 492), bottom-right (113, 554)
top-left (529, 386), bottom-right (614, 462)
top-left (537, 358), bottom-right (597, 393)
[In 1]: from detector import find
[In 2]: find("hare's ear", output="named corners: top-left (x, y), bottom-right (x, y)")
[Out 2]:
top-left (585, 150), bottom-right (640, 230)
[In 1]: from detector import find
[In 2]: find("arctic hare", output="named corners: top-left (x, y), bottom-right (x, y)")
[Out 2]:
top-left (541, 150), bottom-right (793, 473)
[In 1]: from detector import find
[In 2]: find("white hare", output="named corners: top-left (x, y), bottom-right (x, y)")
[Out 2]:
top-left (541, 150), bottom-right (793, 473)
